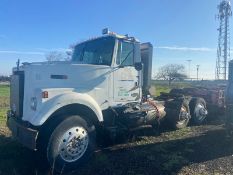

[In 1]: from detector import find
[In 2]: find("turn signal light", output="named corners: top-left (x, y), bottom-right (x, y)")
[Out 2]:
top-left (42, 91), bottom-right (49, 98)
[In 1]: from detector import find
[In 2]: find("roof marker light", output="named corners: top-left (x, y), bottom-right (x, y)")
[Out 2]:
top-left (102, 28), bottom-right (109, 35)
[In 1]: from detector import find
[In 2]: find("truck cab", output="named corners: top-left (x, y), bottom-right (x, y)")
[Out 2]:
top-left (8, 29), bottom-right (192, 173)
top-left (8, 30), bottom-right (164, 173)
top-left (9, 30), bottom-right (153, 125)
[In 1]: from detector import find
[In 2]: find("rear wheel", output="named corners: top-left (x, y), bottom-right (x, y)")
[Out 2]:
top-left (47, 115), bottom-right (96, 173)
top-left (190, 98), bottom-right (208, 125)
top-left (175, 101), bottom-right (190, 129)
top-left (165, 99), bottom-right (191, 129)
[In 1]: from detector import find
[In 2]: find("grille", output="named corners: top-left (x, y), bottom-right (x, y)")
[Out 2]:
top-left (10, 71), bottom-right (24, 118)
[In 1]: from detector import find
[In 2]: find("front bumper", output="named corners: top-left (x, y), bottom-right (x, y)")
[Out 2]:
top-left (7, 114), bottom-right (39, 151)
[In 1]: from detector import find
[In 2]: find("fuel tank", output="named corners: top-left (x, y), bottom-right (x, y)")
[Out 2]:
top-left (117, 100), bottom-right (166, 129)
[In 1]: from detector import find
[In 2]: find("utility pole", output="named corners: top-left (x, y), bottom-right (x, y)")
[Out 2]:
top-left (186, 59), bottom-right (192, 79)
top-left (216, 0), bottom-right (232, 80)
top-left (196, 65), bottom-right (200, 81)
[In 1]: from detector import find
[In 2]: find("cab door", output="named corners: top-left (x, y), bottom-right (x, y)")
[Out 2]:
top-left (113, 40), bottom-right (141, 102)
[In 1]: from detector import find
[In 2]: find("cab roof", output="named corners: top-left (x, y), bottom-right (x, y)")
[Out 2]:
top-left (74, 30), bottom-right (139, 47)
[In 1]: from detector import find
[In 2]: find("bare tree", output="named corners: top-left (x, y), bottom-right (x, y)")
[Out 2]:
top-left (156, 64), bottom-right (187, 85)
top-left (46, 51), bottom-right (71, 62)
top-left (0, 76), bottom-right (10, 82)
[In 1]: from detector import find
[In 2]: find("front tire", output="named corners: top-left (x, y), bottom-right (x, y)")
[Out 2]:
top-left (47, 115), bottom-right (96, 173)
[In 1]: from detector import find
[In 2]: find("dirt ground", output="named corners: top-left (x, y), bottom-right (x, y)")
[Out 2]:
top-left (0, 119), bottom-right (233, 175)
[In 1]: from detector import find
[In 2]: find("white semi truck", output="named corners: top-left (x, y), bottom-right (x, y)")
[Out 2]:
top-left (7, 29), bottom-right (203, 173)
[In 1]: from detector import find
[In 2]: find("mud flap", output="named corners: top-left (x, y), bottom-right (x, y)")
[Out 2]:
top-left (7, 117), bottom-right (38, 150)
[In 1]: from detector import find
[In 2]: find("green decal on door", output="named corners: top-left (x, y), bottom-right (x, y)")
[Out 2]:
top-left (118, 88), bottom-right (129, 97)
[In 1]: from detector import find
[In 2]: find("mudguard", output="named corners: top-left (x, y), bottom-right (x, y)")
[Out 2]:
top-left (24, 92), bottom-right (103, 126)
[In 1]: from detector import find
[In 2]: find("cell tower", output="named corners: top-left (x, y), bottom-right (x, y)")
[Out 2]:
top-left (216, 0), bottom-right (232, 80)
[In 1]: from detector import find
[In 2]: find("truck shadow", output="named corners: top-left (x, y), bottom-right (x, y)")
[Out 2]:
top-left (75, 126), bottom-right (233, 175)
top-left (0, 135), bottom-right (51, 175)
top-left (0, 125), bottom-right (232, 175)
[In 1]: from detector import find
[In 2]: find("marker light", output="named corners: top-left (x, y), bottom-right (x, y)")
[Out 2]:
top-left (42, 91), bottom-right (49, 98)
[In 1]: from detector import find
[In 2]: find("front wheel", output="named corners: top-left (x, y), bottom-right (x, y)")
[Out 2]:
top-left (47, 115), bottom-right (96, 173)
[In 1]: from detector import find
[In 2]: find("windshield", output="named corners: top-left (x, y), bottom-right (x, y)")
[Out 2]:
top-left (72, 37), bottom-right (115, 66)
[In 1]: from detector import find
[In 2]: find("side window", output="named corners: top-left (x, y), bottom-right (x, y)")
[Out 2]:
top-left (117, 41), bottom-right (134, 66)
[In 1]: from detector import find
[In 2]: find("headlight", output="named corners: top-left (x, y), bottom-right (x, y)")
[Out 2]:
top-left (30, 97), bottom-right (37, 111)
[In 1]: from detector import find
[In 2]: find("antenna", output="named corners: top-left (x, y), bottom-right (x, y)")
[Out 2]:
top-left (196, 65), bottom-right (200, 80)
top-left (216, 0), bottom-right (232, 80)
top-left (16, 59), bottom-right (20, 71)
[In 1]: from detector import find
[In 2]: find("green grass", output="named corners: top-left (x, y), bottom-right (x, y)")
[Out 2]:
top-left (154, 84), bottom-right (172, 96)
top-left (0, 85), bottom-right (9, 124)
top-left (152, 80), bottom-right (192, 97)
top-left (0, 85), bottom-right (10, 97)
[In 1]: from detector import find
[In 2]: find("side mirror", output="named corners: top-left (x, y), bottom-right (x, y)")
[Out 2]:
top-left (134, 62), bottom-right (143, 71)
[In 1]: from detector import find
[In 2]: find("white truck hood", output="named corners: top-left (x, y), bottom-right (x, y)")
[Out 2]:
top-left (21, 61), bottom-right (112, 90)
top-left (19, 62), bottom-right (113, 124)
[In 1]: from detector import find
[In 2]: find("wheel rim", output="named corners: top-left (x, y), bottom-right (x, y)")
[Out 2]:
top-left (177, 105), bottom-right (190, 125)
top-left (58, 126), bottom-right (89, 162)
top-left (194, 104), bottom-right (208, 121)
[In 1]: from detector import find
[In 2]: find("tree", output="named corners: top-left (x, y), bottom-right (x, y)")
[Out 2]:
top-left (0, 76), bottom-right (10, 82)
top-left (156, 64), bottom-right (187, 85)
top-left (46, 51), bottom-right (71, 62)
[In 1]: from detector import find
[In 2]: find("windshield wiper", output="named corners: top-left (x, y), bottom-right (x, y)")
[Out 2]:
top-left (118, 49), bottom-right (133, 67)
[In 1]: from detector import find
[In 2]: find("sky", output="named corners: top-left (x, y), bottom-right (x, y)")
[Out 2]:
top-left (0, 0), bottom-right (232, 79)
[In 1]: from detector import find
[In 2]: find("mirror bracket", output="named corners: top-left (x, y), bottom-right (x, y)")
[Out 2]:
top-left (134, 62), bottom-right (143, 71)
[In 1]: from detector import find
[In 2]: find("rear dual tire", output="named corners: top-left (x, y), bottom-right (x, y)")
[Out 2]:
top-left (175, 101), bottom-right (190, 129)
top-left (165, 99), bottom-right (191, 129)
top-left (189, 98), bottom-right (208, 125)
